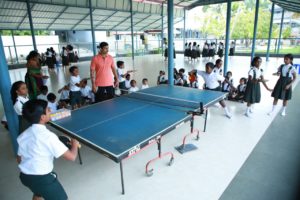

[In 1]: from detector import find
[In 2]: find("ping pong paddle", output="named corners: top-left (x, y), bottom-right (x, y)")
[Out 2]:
top-left (59, 136), bottom-right (81, 149)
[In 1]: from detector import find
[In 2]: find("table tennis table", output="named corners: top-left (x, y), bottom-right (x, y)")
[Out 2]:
top-left (50, 85), bottom-right (226, 194)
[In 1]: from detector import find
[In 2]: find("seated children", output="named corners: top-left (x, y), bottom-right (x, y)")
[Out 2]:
top-left (230, 77), bottom-right (247, 102)
top-left (178, 68), bottom-right (188, 86)
top-left (191, 62), bottom-right (232, 118)
top-left (47, 93), bottom-right (58, 113)
top-left (125, 74), bottom-right (131, 90)
top-left (58, 85), bottom-right (70, 108)
top-left (69, 66), bottom-right (82, 110)
top-left (157, 70), bottom-right (167, 85)
top-left (191, 74), bottom-right (199, 89)
top-left (128, 80), bottom-right (139, 93)
top-left (141, 78), bottom-right (149, 89)
top-left (80, 79), bottom-right (93, 105)
top-left (174, 73), bottom-right (184, 86)
top-left (37, 85), bottom-right (48, 101)
top-left (17, 99), bottom-right (79, 200)
top-left (222, 71), bottom-right (236, 98)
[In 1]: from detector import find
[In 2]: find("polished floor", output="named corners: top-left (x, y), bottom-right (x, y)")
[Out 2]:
top-left (0, 54), bottom-right (299, 200)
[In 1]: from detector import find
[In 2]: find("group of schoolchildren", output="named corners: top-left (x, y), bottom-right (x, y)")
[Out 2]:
top-left (184, 41), bottom-right (220, 62)
top-left (116, 60), bottom-right (149, 94)
top-left (157, 53), bottom-right (297, 118)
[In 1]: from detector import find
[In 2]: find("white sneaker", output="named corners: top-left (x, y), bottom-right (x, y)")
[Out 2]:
top-left (245, 112), bottom-right (251, 118)
top-left (250, 107), bottom-right (254, 113)
top-left (225, 112), bottom-right (232, 119)
top-left (281, 111), bottom-right (286, 116)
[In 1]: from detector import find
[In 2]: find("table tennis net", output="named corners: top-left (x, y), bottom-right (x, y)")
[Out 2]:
top-left (125, 91), bottom-right (201, 110)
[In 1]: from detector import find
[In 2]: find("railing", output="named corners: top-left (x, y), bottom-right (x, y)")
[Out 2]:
top-left (3, 37), bottom-right (299, 65)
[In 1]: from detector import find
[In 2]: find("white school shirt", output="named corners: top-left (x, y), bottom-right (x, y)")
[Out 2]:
top-left (197, 70), bottom-right (224, 89)
top-left (238, 84), bottom-right (246, 92)
top-left (141, 84), bottom-right (149, 89)
top-left (213, 67), bottom-right (223, 75)
top-left (48, 101), bottom-right (58, 113)
top-left (191, 81), bottom-right (199, 88)
top-left (14, 96), bottom-right (29, 116)
top-left (17, 124), bottom-right (68, 175)
top-left (81, 85), bottom-right (92, 98)
top-left (248, 67), bottom-right (264, 79)
top-left (70, 75), bottom-right (81, 92)
top-left (125, 80), bottom-right (131, 89)
top-left (174, 78), bottom-right (183, 85)
top-left (181, 74), bottom-right (188, 82)
top-left (117, 68), bottom-right (125, 82)
top-left (278, 64), bottom-right (296, 78)
top-left (37, 94), bottom-right (48, 101)
top-left (60, 89), bottom-right (70, 100)
top-left (128, 86), bottom-right (139, 93)
top-left (223, 78), bottom-right (234, 92)
top-left (159, 75), bottom-right (166, 83)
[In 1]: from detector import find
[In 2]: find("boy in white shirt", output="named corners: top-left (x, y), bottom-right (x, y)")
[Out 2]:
top-left (17, 99), bottom-right (79, 200)
top-left (69, 66), bottom-right (82, 109)
top-left (37, 85), bottom-right (48, 101)
top-left (58, 85), bottom-right (70, 108)
top-left (141, 78), bottom-right (149, 89)
top-left (116, 61), bottom-right (135, 94)
top-left (47, 93), bottom-right (58, 113)
top-left (125, 74), bottom-right (131, 90)
top-left (80, 79), bottom-right (93, 105)
top-left (128, 80), bottom-right (139, 93)
top-left (191, 62), bottom-right (232, 118)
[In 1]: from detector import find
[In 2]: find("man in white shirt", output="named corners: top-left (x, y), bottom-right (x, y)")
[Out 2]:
top-left (17, 99), bottom-right (79, 200)
top-left (191, 62), bottom-right (232, 118)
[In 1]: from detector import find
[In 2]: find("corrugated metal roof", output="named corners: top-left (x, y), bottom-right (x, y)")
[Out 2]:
top-left (0, 0), bottom-right (248, 31)
top-left (270, 0), bottom-right (300, 13)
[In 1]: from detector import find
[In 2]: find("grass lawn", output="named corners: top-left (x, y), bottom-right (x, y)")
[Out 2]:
top-left (237, 46), bottom-right (300, 55)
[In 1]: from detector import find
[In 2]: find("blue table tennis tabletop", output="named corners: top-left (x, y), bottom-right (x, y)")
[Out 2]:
top-left (50, 85), bottom-right (226, 162)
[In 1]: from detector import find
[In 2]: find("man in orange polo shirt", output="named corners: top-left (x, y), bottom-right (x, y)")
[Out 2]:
top-left (90, 42), bottom-right (119, 102)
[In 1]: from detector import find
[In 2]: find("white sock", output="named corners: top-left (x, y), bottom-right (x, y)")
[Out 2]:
top-left (246, 107), bottom-right (250, 114)
top-left (281, 106), bottom-right (286, 115)
top-left (272, 105), bottom-right (277, 112)
top-left (224, 107), bottom-right (229, 114)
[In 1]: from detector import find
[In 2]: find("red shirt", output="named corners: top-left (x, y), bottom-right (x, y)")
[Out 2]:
top-left (90, 54), bottom-right (115, 87)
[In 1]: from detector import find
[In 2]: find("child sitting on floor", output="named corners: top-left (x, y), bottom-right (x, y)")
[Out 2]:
top-left (230, 77), bottom-right (247, 102)
top-left (141, 78), bottom-right (149, 89)
top-left (37, 85), bottom-right (48, 101)
top-left (47, 93), bottom-right (58, 113)
top-left (128, 80), bottom-right (139, 93)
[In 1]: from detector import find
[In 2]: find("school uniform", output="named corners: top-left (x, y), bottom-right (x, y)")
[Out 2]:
top-left (191, 45), bottom-right (197, 59)
top-left (17, 124), bottom-right (68, 199)
top-left (191, 81), bottom-right (199, 88)
top-left (37, 94), bottom-right (48, 101)
top-left (69, 75), bottom-right (82, 106)
top-left (48, 101), bottom-right (58, 113)
top-left (59, 89), bottom-right (70, 105)
top-left (81, 85), bottom-right (92, 104)
top-left (128, 86), bottom-right (139, 93)
top-left (213, 67), bottom-right (223, 75)
top-left (14, 96), bottom-right (30, 134)
top-left (125, 80), bottom-right (131, 89)
top-left (222, 78), bottom-right (234, 92)
top-left (174, 78), bottom-right (184, 86)
top-left (244, 67), bottom-right (263, 103)
top-left (234, 83), bottom-right (246, 101)
top-left (184, 45), bottom-right (189, 57)
top-left (197, 70), bottom-right (224, 91)
top-left (158, 75), bottom-right (167, 84)
top-left (141, 84), bottom-right (149, 89)
top-left (271, 64), bottom-right (296, 100)
top-left (117, 68), bottom-right (126, 90)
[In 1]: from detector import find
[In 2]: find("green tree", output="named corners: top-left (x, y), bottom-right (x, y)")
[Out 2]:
top-left (282, 26), bottom-right (292, 39)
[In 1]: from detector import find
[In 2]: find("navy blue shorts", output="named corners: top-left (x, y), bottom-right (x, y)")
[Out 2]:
top-left (70, 91), bottom-right (82, 106)
top-left (20, 172), bottom-right (68, 200)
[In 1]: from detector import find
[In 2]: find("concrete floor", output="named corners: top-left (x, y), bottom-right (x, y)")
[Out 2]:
top-left (0, 54), bottom-right (299, 200)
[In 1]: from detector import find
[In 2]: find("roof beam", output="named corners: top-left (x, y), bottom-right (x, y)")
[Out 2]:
top-left (110, 14), bottom-right (132, 30)
top-left (17, 2), bottom-right (34, 29)
top-left (70, 9), bottom-right (94, 30)
top-left (94, 11), bottom-right (118, 27)
top-left (46, 6), bottom-right (68, 30)
top-left (140, 17), bottom-right (162, 31)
